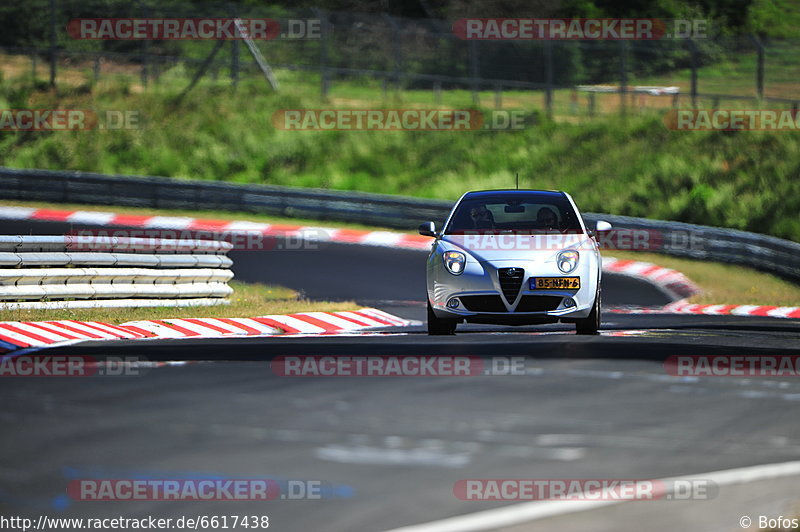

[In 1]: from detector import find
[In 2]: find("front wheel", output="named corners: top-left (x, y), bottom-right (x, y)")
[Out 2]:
top-left (427, 301), bottom-right (457, 335)
top-left (575, 288), bottom-right (601, 335)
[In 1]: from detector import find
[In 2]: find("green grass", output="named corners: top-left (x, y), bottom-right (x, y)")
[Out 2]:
top-left (607, 251), bottom-right (800, 306)
top-left (632, 39), bottom-right (800, 100)
top-left (0, 281), bottom-right (358, 326)
top-left (1, 52), bottom-right (799, 244)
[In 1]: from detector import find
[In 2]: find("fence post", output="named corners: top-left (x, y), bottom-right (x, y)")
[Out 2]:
top-left (687, 38), bottom-right (698, 108)
top-left (234, 18), bottom-right (280, 91)
top-left (230, 4), bottom-right (239, 89)
top-left (49, 0), bottom-right (57, 87)
top-left (140, 1), bottom-right (149, 88)
top-left (469, 40), bottom-right (479, 105)
top-left (619, 40), bottom-right (627, 115)
top-left (544, 39), bottom-right (553, 119)
top-left (383, 14), bottom-right (403, 94)
top-left (748, 34), bottom-right (765, 101)
top-left (315, 9), bottom-right (330, 100)
top-left (231, 39), bottom-right (239, 88)
top-left (176, 39), bottom-right (225, 102)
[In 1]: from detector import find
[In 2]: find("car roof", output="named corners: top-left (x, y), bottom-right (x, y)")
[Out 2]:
top-left (461, 189), bottom-right (566, 199)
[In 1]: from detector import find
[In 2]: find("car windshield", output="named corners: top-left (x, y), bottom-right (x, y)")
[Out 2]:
top-left (444, 193), bottom-right (583, 234)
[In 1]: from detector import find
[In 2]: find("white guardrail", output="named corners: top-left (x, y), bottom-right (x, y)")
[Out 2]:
top-left (0, 236), bottom-right (234, 309)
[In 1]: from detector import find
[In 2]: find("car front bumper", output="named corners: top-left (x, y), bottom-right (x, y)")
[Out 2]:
top-left (427, 258), bottom-right (598, 323)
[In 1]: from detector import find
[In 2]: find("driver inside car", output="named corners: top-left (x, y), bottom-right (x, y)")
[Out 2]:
top-left (470, 204), bottom-right (495, 229)
top-left (536, 206), bottom-right (559, 230)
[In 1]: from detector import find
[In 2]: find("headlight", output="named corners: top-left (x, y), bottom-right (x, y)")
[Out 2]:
top-left (443, 251), bottom-right (466, 275)
top-left (557, 250), bottom-right (579, 273)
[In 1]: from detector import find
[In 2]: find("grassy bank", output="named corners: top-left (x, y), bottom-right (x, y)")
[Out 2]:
top-left (607, 250), bottom-right (800, 306)
top-left (1, 58), bottom-right (799, 242)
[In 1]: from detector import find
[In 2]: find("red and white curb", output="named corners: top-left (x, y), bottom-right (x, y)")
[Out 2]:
top-left (612, 301), bottom-right (800, 319)
top-left (662, 302), bottom-right (800, 318)
top-left (603, 258), bottom-right (800, 318)
top-left (0, 308), bottom-right (419, 353)
top-left (0, 206), bottom-right (431, 250)
top-left (602, 257), bottom-right (700, 299)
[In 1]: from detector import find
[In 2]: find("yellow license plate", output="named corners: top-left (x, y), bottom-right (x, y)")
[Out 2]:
top-left (530, 277), bottom-right (581, 290)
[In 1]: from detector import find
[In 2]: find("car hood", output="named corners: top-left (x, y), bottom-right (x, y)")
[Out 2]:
top-left (441, 233), bottom-right (592, 263)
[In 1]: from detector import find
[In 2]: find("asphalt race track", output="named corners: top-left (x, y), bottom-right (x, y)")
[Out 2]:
top-left (2, 218), bottom-right (800, 532)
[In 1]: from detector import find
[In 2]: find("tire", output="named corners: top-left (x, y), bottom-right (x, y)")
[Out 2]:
top-left (427, 301), bottom-right (457, 335)
top-left (575, 288), bottom-right (601, 335)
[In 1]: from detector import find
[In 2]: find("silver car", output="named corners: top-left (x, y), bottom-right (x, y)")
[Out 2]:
top-left (419, 189), bottom-right (612, 335)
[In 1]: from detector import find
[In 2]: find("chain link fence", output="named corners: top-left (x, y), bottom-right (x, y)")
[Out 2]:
top-left (1, 1), bottom-right (798, 116)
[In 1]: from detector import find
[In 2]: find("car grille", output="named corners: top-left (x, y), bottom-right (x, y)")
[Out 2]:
top-left (516, 296), bottom-right (562, 312)
top-left (460, 295), bottom-right (507, 312)
top-left (498, 267), bottom-right (524, 304)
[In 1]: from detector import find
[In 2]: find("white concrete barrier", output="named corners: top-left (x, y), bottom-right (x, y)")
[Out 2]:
top-left (0, 236), bottom-right (235, 307)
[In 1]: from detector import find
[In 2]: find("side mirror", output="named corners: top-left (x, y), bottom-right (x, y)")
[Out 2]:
top-left (596, 220), bottom-right (612, 232)
top-left (418, 221), bottom-right (438, 238)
